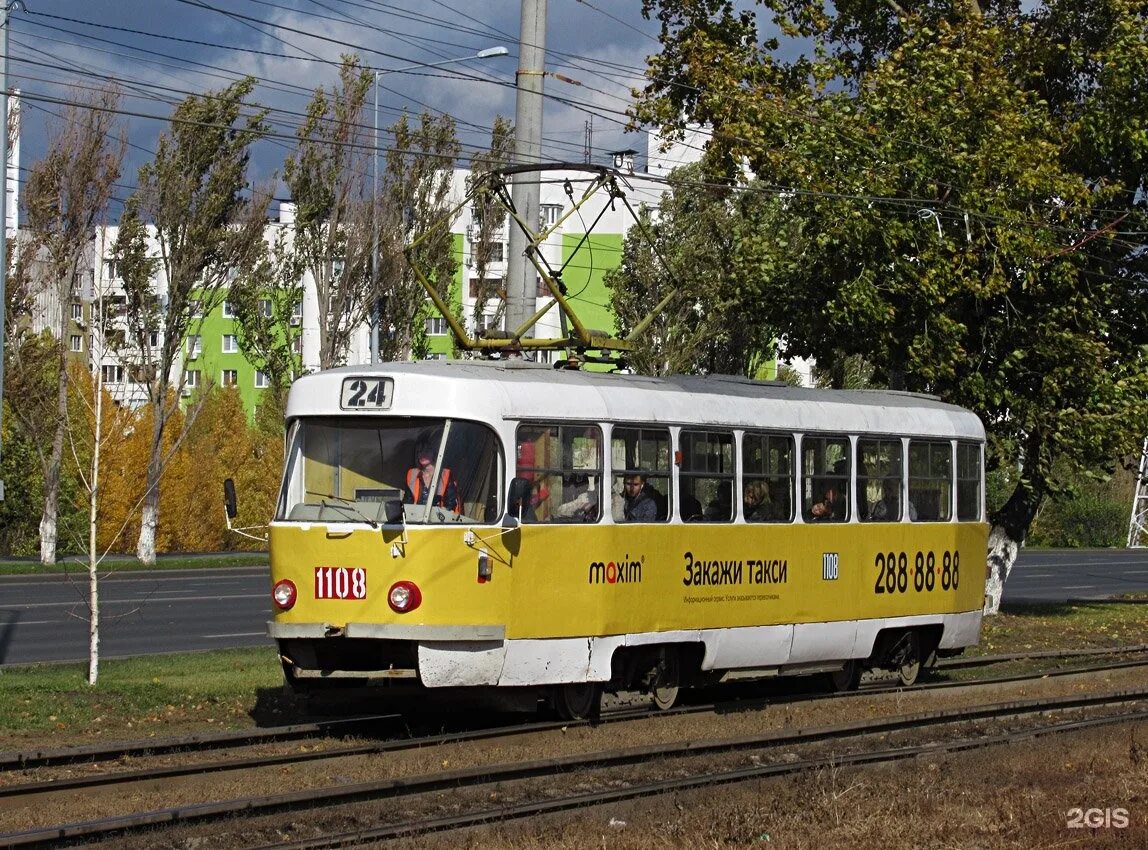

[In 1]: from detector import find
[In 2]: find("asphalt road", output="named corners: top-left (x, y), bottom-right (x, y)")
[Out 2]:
top-left (1, 549), bottom-right (1147, 666)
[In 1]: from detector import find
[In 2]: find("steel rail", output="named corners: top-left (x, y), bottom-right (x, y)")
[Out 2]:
top-left (263, 707), bottom-right (1148, 850)
top-left (4, 688), bottom-right (1147, 848)
top-left (4, 654), bottom-right (1148, 800)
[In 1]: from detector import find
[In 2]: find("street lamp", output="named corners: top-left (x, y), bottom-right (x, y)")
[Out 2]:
top-left (370, 46), bottom-right (510, 364)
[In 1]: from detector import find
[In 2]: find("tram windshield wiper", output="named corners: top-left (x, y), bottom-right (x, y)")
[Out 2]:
top-left (310, 494), bottom-right (379, 528)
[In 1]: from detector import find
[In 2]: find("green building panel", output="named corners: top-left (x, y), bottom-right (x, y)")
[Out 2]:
top-left (184, 297), bottom-right (267, 417)
top-left (561, 232), bottom-right (622, 340)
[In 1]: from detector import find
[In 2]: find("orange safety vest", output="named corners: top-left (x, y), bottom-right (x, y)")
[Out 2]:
top-left (406, 467), bottom-right (458, 511)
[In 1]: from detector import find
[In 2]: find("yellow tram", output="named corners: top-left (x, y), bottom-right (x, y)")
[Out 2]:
top-left (264, 360), bottom-right (988, 718)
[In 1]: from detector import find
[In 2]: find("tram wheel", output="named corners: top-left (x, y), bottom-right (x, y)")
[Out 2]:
top-left (553, 683), bottom-right (601, 721)
top-left (827, 660), bottom-right (862, 693)
top-left (897, 631), bottom-right (922, 687)
top-left (650, 650), bottom-right (681, 711)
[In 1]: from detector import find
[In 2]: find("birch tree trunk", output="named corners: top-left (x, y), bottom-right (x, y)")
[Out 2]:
top-left (39, 346), bottom-right (70, 566)
top-left (87, 359), bottom-right (104, 685)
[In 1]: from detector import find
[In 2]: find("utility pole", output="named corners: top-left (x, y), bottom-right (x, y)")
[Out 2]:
top-left (0, 2), bottom-right (21, 503)
top-left (504, 0), bottom-right (547, 348)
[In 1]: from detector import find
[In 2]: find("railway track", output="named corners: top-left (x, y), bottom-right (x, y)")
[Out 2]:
top-left (3, 642), bottom-right (1145, 774)
top-left (2, 648), bottom-right (1146, 802)
top-left (3, 686), bottom-right (1147, 848)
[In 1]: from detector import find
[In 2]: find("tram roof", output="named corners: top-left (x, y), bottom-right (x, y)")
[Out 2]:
top-left (286, 360), bottom-right (984, 441)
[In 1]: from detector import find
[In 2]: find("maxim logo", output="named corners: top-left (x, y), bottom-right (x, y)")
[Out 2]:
top-left (588, 556), bottom-right (643, 585)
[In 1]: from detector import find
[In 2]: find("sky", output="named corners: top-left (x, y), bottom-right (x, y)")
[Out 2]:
top-left (4, 0), bottom-right (670, 215)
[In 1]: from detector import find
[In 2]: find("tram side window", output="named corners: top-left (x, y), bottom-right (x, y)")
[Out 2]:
top-left (908, 440), bottom-right (953, 522)
top-left (515, 423), bottom-right (603, 523)
top-left (611, 426), bottom-right (671, 523)
top-left (680, 430), bottom-right (735, 522)
top-left (742, 432), bottom-right (794, 522)
top-left (956, 442), bottom-right (982, 521)
top-left (858, 438), bottom-right (903, 522)
top-left (802, 436), bottom-right (850, 522)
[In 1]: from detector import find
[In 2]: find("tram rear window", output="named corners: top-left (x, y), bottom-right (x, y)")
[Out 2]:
top-left (277, 417), bottom-right (502, 525)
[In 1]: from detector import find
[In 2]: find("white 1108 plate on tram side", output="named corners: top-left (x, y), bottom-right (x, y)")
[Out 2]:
top-left (340, 377), bottom-right (393, 410)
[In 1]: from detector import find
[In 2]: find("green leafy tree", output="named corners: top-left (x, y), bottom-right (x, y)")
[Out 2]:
top-left (378, 112), bottom-right (460, 361)
top-left (467, 115), bottom-right (514, 338)
top-left (606, 161), bottom-right (779, 376)
top-left (119, 78), bottom-right (269, 565)
top-left (20, 88), bottom-right (124, 565)
top-left (636, 0), bottom-right (1148, 610)
top-left (282, 55), bottom-right (373, 370)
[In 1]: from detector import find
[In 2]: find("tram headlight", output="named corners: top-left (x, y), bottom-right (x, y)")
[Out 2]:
top-left (272, 579), bottom-right (297, 611)
top-left (388, 580), bottom-right (422, 613)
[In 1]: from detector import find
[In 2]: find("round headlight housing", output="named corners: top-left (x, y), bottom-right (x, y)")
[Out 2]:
top-left (388, 580), bottom-right (422, 613)
top-left (272, 579), bottom-right (297, 610)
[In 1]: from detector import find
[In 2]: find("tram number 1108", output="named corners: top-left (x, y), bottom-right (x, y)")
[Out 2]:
top-left (873, 550), bottom-right (959, 595)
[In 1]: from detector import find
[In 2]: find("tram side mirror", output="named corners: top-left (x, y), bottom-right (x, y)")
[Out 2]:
top-left (383, 499), bottom-right (405, 525)
top-left (223, 478), bottom-right (238, 521)
top-left (501, 513), bottom-right (519, 530)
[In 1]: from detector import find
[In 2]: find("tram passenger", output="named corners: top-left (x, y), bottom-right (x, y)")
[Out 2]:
top-left (704, 481), bottom-right (733, 521)
top-left (743, 480), bottom-right (768, 521)
top-left (621, 473), bottom-right (658, 522)
top-left (553, 473), bottom-right (599, 521)
top-left (809, 483), bottom-right (844, 521)
top-left (404, 448), bottom-right (460, 512)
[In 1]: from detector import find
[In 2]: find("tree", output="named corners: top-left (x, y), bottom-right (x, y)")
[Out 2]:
top-left (605, 161), bottom-right (778, 376)
top-left (467, 116), bottom-right (514, 338)
top-left (120, 78), bottom-right (269, 565)
top-left (635, 0), bottom-right (1148, 611)
top-left (19, 87), bottom-right (123, 565)
top-left (281, 55), bottom-right (374, 371)
top-left (377, 111), bottom-right (461, 361)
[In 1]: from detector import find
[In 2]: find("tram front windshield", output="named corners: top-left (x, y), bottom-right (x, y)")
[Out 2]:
top-left (277, 417), bottom-right (502, 525)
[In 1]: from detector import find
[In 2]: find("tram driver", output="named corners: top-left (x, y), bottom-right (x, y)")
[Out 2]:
top-left (404, 446), bottom-right (460, 513)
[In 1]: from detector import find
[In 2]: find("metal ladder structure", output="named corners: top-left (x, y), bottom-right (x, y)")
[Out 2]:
top-left (1129, 437), bottom-right (1148, 547)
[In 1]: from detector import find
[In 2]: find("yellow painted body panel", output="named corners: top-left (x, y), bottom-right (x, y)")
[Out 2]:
top-left (270, 521), bottom-right (988, 639)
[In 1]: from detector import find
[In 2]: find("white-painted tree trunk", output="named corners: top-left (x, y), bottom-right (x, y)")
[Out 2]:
top-left (38, 503), bottom-right (58, 567)
top-left (136, 499), bottom-right (157, 566)
top-left (88, 364), bottom-right (104, 686)
top-left (983, 523), bottom-right (1020, 615)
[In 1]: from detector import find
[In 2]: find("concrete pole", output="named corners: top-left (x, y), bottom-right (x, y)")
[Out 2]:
top-left (505, 0), bottom-right (547, 347)
top-left (370, 74), bottom-right (380, 365)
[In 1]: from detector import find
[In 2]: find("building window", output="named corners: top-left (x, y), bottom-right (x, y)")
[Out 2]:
top-left (185, 369), bottom-right (200, 388)
top-left (292, 300), bottom-right (303, 320)
top-left (222, 301), bottom-right (235, 318)
top-left (254, 370), bottom-right (269, 389)
top-left (479, 313), bottom-right (501, 332)
top-left (222, 334), bottom-right (238, 353)
top-left (190, 299), bottom-right (203, 318)
top-left (70, 334), bottom-right (83, 352)
top-left (104, 259), bottom-right (119, 280)
top-left (101, 364), bottom-right (124, 384)
top-left (540, 203), bottom-right (563, 228)
top-left (535, 275), bottom-right (550, 297)
top-left (259, 298), bottom-right (272, 318)
top-left (469, 277), bottom-right (503, 299)
top-left (423, 352), bottom-right (447, 361)
top-left (425, 317), bottom-right (447, 336)
top-left (186, 335), bottom-right (201, 358)
top-left (221, 369), bottom-right (238, 387)
top-left (149, 331), bottom-right (160, 348)
top-left (71, 303), bottom-right (83, 321)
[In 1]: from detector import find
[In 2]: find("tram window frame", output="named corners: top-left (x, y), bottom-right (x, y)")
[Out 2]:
top-left (515, 422), bottom-right (603, 523)
top-left (956, 442), bottom-right (982, 521)
top-left (858, 438), bottom-right (903, 522)
top-left (679, 429), bottom-right (736, 522)
top-left (611, 426), bottom-right (672, 523)
top-left (802, 435), bottom-right (851, 522)
top-left (742, 432), bottom-right (794, 523)
top-left (908, 440), bottom-right (953, 522)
